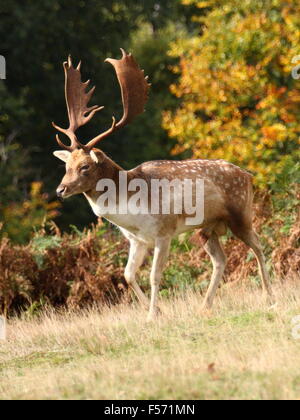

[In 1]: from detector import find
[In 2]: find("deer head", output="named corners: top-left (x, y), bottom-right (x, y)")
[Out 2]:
top-left (53, 49), bottom-right (150, 198)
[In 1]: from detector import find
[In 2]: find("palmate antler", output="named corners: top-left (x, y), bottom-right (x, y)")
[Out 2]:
top-left (52, 49), bottom-right (150, 152)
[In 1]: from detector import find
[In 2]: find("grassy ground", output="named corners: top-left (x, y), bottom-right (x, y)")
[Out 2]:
top-left (0, 279), bottom-right (300, 400)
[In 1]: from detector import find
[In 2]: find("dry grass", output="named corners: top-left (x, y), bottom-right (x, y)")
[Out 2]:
top-left (0, 279), bottom-right (300, 400)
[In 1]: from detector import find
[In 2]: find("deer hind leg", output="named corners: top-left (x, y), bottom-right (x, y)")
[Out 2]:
top-left (124, 239), bottom-right (149, 308)
top-left (202, 232), bottom-right (227, 310)
top-left (236, 229), bottom-right (273, 296)
top-left (147, 237), bottom-right (171, 322)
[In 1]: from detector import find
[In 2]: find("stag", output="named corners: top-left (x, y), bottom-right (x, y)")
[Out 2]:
top-left (52, 49), bottom-right (272, 321)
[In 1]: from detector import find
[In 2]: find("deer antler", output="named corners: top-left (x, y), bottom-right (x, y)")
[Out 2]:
top-left (85, 48), bottom-right (150, 150)
top-left (53, 49), bottom-right (150, 152)
top-left (52, 56), bottom-right (103, 151)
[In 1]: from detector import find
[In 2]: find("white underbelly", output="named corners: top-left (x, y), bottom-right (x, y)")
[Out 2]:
top-left (106, 213), bottom-right (161, 244)
top-left (108, 213), bottom-right (200, 245)
top-left (86, 194), bottom-right (203, 244)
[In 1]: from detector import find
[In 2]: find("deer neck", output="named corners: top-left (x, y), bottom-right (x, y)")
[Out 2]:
top-left (83, 153), bottom-right (132, 222)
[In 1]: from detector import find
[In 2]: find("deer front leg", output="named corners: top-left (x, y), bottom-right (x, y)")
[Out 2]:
top-left (124, 239), bottom-right (149, 308)
top-left (147, 237), bottom-right (171, 322)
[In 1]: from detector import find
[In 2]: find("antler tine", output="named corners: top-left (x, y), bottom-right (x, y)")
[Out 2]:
top-left (52, 55), bottom-right (104, 151)
top-left (85, 48), bottom-right (150, 150)
top-left (52, 121), bottom-right (80, 151)
top-left (55, 134), bottom-right (73, 152)
top-left (84, 117), bottom-right (116, 150)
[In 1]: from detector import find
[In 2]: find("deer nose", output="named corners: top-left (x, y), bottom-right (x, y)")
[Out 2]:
top-left (56, 184), bottom-right (67, 198)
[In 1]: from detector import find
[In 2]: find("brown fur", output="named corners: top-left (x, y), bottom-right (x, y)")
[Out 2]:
top-left (53, 148), bottom-right (273, 320)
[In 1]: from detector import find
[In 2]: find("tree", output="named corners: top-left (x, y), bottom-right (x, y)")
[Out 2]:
top-left (163, 0), bottom-right (300, 186)
top-left (1, 0), bottom-right (146, 234)
top-left (0, 1), bottom-right (196, 240)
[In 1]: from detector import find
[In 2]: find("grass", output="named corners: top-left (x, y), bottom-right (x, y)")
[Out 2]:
top-left (0, 279), bottom-right (300, 400)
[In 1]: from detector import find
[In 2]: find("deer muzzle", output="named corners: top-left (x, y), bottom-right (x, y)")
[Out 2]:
top-left (56, 184), bottom-right (68, 198)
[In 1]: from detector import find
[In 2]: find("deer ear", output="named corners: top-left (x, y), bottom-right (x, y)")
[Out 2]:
top-left (90, 149), bottom-right (105, 164)
top-left (90, 150), bottom-right (99, 163)
top-left (53, 150), bottom-right (71, 162)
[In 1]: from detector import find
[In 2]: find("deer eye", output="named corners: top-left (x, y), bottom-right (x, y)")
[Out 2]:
top-left (80, 164), bottom-right (90, 172)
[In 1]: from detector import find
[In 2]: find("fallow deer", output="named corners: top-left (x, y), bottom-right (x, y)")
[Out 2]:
top-left (52, 49), bottom-right (272, 321)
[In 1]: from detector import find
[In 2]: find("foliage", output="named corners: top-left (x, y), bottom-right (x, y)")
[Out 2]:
top-left (0, 222), bottom-right (127, 315)
top-left (163, 0), bottom-right (300, 186)
top-left (0, 0), bottom-right (298, 292)
top-left (0, 1), bottom-right (197, 239)
top-left (0, 182), bottom-right (60, 244)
